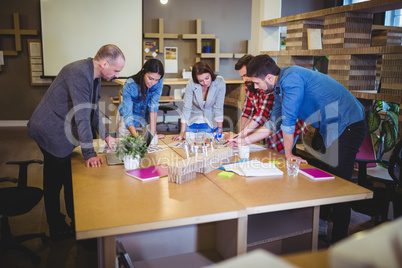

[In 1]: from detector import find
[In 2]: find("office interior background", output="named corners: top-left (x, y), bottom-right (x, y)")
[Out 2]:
top-left (0, 0), bottom-right (401, 266)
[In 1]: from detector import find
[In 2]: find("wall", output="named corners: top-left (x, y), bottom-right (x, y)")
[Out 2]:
top-left (143, 0), bottom-right (252, 79)
top-left (281, 0), bottom-right (324, 17)
top-left (0, 0), bottom-right (329, 122)
top-left (0, 0), bottom-right (48, 121)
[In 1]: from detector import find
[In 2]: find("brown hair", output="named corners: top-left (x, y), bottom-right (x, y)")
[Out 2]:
top-left (192, 61), bottom-right (216, 84)
top-left (235, 54), bottom-right (254, 71)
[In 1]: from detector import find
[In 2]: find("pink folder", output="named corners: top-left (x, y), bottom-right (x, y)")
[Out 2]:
top-left (125, 164), bottom-right (169, 182)
top-left (299, 168), bottom-right (335, 181)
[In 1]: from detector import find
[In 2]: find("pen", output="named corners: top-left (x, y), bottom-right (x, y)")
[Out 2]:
top-left (223, 134), bottom-right (239, 145)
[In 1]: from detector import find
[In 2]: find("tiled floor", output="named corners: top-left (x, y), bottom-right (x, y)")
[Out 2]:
top-left (0, 127), bottom-right (376, 267)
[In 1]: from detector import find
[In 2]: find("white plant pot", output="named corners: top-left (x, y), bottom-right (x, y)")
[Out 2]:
top-left (123, 155), bottom-right (141, 170)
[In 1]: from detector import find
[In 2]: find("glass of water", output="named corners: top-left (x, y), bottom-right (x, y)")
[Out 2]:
top-left (286, 159), bottom-right (301, 176)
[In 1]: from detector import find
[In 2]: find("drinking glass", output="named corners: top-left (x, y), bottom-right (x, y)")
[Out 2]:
top-left (286, 159), bottom-right (300, 176)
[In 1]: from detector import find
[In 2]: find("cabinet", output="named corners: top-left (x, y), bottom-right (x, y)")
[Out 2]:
top-left (260, 0), bottom-right (402, 140)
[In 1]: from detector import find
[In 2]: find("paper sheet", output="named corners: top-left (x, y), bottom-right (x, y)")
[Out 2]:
top-left (222, 159), bottom-right (283, 177)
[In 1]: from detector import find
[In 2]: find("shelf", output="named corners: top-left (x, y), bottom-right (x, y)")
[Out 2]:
top-left (133, 250), bottom-right (223, 268)
top-left (261, 0), bottom-right (402, 27)
top-left (117, 218), bottom-right (243, 266)
top-left (261, 46), bottom-right (402, 56)
top-left (351, 91), bottom-right (402, 106)
top-left (247, 208), bottom-right (313, 247)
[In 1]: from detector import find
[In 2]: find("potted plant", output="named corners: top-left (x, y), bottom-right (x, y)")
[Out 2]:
top-left (366, 100), bottom-right (399, 164)
top-left (202, 40), bottom-right (211, 53)
top-left (115, 134), bottom-right (148, 170)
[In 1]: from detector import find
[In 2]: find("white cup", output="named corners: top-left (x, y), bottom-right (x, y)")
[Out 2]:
top-left (150, 134), bottom-right (158, 145)
top-left (286, 159), bottom-right (301, 176)
top-left (238, 146), bottom-right (250, 160)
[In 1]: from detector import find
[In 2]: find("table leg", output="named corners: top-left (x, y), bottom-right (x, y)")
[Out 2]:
top-left (97, 236), bottom-right (116, 268)
top-left (312, 206), bottom-right (320, 251)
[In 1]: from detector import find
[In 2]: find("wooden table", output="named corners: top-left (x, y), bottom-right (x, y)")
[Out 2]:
top-left (163, 136), bottom-right (373, 254)
top-left (71, 137), bottom-right (372, 267)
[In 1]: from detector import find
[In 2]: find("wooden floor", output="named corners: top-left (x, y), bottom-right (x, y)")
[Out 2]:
top-left (0, 126), bottom-right (375, 267)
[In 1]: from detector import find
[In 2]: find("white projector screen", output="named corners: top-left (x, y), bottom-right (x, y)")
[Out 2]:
top-left (40, 0), bottom-right (142, 77)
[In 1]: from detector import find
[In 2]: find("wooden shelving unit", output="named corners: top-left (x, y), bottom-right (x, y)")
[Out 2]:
top-left (261, 45), bottom-right (402, 57)
top-left (260, 0), bottom-right (402, 139)
top-left (351, 91), bottom-right (402, 104)
top-left (261, 0), bottom-right (402, 27)
top-left (260, 0), bottom-right (402, 95)
top-left (260, 1), bottom-right (402, 95)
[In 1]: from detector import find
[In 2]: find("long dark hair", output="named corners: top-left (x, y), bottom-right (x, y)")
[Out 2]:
top-left (191, 61), bottom-right (216, 84)
top-left (130, 59), bottom-right (164, 99)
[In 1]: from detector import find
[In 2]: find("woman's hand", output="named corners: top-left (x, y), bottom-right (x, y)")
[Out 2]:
top-left (158, 134), bottom-right (165, 139)
top-left (172, 134), bottom-right (184, 141)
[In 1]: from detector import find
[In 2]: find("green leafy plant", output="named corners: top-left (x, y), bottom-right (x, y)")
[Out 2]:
top-left (366, 100), bottom-right (399, 160)
top-left (115, 134), bottom-right (148, 161)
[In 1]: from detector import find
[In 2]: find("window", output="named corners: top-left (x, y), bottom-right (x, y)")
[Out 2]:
top-left (385, 9), bottom-right (402, 27)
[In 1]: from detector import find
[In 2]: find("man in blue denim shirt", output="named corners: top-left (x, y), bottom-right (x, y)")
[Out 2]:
top-left (247, 55), bottom-right (367, 243)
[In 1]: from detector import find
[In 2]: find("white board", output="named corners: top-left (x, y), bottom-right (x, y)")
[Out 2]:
top-left (40, 0), bottom-right (142, 77)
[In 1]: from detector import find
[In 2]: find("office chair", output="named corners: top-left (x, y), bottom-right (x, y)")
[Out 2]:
top-left (0, 159), bottom-right (49, 264)
top-left (222, 104), bottom-right (242, 133)
top-left (388, 139), bottom-right (402, 218)
top-left (351, 135), bottom-right (400, 224)
top-left (157, 85), bottom-right (179, 131)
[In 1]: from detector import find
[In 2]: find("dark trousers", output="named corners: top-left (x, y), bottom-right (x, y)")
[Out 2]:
top-left (39, 147), bottom-right (75, 230)
top-left (319, 120), bottom-right (367, 243)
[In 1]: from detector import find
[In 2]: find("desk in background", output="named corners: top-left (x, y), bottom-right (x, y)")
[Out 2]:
top-left (111, 78), bottom-right (245, 134)
top-left (108, 91), bottom-right (184, 135)
top-left (115, 78), bottom-right (245, 108)
top-left (71, 137), bottom-right (372, 267)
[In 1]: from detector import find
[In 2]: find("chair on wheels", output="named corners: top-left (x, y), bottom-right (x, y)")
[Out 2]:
top-left (351, 134), bottom-right (400, 224)
top-left (0, 159), bottom-right (49, 264)
top-left (388, 139), bottom-right (402, 218)
top-left (222, 104), bottom-right (242, 133)
top-left (157, 85), bottom-right (179, 131)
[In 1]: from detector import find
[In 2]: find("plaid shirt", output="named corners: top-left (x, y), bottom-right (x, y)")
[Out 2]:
top-left (242, 88), bottom-right (274, 126)
top-left (242, 87), bottom-right (307, 153)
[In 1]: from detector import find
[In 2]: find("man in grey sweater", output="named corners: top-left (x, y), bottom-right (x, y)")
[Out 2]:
top-left (28, 44), bottom-right (124, 240)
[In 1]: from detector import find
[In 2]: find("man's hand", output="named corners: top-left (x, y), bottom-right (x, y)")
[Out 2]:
top-left (86, 156), bottom-right (104, 168)
top-left (285, 154), bottom-right (308, 164)
top-left (105, 136), bottom-right (118, 151)
top-left (227, 137), bottom-right (249, 147)
top-left (172, 134), bottom-right (185, 141)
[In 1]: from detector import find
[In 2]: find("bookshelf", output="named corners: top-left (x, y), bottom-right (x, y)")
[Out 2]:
top-left (260, 0), bottom-right (402, 136)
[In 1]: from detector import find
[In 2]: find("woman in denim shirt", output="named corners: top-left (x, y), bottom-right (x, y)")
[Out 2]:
top-left (172, 62), bottom-right (226, 141)
top-left (118, 59), bottom-right (165, 138)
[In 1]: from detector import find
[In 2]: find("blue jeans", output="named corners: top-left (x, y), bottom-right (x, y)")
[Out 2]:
top-left (186, 123), bottom-right (213, 133)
